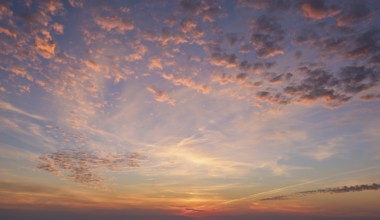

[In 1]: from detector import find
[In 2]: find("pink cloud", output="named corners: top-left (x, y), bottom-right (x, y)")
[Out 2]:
top-left (68, 0), bottom-right (84, 8)
top-left (35, 35), bottom-right (56, 59)
top-left (94, 16), bottom-right (134, 33)
top-left (43, 0), bottom-right (65, 15)
top-left (52, 23), bottom-right (64, 34)
top-left (146, 86), bottom-right (176, 106)
top-left (83, 60), bottom-right (101, 72)
top-left (162, 74), bottom-right (212, 94)
top-left (301, 1), bottom-right (340, 20)
top-left (0, 4), bottom-right (13, 19)
top-left (148, 58), bottom-right (163, 70)
top-left (0, 26), bottom-right (16, 38)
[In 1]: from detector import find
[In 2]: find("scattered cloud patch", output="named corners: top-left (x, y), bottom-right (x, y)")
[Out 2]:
top-left (37, 149), bottom-right (144, 186)
top-left (147, 86), bottom-right (176, 105)
top-left (94, 16), bottom-right (134, 33)
top-left (261, 183), bottom-right (380, 201)
top-left (301, 0), bottom-right (340, 20)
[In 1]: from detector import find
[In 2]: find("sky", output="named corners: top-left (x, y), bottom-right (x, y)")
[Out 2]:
top-left (0, 0), bottom-right (380, 219)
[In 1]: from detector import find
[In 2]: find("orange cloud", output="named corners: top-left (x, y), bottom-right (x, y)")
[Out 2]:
top-left (146, 86), bottom-right (176, 105)
top-left (0, 26), bottom-right (16, 38)
top-left (43, 0), bottom-right (65, 15)
top-left (83, 60), bottom-right (102, 72)
top-left (0, 3), bottom-right (13, 19)
top-left (94, 16), bottom-right (134, 33)
top-left (162, 74), bottom-right (211, 94)
top-left (35, 35), bottom-right (56, 59)
top-left (125, 41), bottom-right (148, 62)
top-left (148, 58), bottom-right (163, 70)
top-left (301, 1), bottom-right (340, 20)
top-left (52, 23), bottom-right (64, 34)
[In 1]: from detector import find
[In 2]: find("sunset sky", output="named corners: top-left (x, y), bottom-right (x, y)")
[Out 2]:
top-left (1, 0), bottom-right (380, 219)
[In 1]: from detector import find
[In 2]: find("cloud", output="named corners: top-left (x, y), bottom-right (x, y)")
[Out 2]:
top-left (236, 73), bottom-right (248, 83)
top-left (269, 73), bottom-right (293, 83)
top-left (301, 0), bottom-right (340, 20)
top-left (211, 73), bottom-right (233, 85)
top-left (0, 3), bottom-right (13, 19)
top-left (141, 28), bottom-right (188, 47)
top-left (337, 66), bottom-right (379, 94)
top-left (225, 32), bottom-right (239, 47)
top-left (35, 34), bottom-right (56, 59)
top-left (249, 64), bottom-right (380, 108)
top-left (68, 0), bottom-right (84, 8)
top-left (184, 208), bottom-right (206, 214)
top-left (148, 58), bottom-right (163, 70)
top-left (94, 16), bottom-right (134, 33)
top-left (360, 93), bottom-right (380, 101)
top-left (146, 86), bottom-right (176, 106)
top-left (52, 23), bottom-right (64, 34)
top-left (180, 18), bottom-right (197, 34)
top-left (261, 183), bottom-right (380, 201)
top-left (180, 0), bottom-right (202, 15)
top-left (281, 67), bottom-right (345, 107)
top-left (124, 41), bottom-right (148, 62)
top-left (161, 74), bottom-right (211, 94)
top-left (251, 15), bottom-right (284, 58)
top-left (337, 3), bottom-right (371, 27)
top-left (255, 91), bottom-right (290, 105)
top-left (0, 181), bottom-right (59, 194)
top-left (210, 52), bottom-right (238, 68)
top-left (239, 0), bottom-right (292, 11)
top-left (83, 59), bottom-right (102, 72)
top-left (0, 100), bottom-right (45, 121)
top-left (346, 29), bottom-right (380, 60)
top-left (42, 0), bottom-right (65, 15)
top-left (201, 1), bottom-right (225, 22)
top-left (239, 60), bottom-right (276, 72)
top-left (37, 149), bottom-right (144, 186)
top-left (0, 26), bottom-right (16, 38)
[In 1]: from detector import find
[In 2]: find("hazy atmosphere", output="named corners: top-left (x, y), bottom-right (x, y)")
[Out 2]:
top-left (0, 0), bottom-right (380, 219)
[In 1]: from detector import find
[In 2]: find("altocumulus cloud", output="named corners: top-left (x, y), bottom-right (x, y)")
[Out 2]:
top-left (37, 149), bottom-right (144, 186)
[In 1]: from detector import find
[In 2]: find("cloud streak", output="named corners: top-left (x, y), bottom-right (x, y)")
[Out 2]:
top-left (261, 183), bottom-right (380, 201)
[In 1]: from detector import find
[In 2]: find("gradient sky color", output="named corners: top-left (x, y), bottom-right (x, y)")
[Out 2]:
top-left (1, 0), bottom-right (380, 219)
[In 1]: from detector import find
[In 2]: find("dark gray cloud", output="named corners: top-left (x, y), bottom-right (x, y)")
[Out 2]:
top-left (180, 0), bottom-right (224, 22)
top-left (202, 213), bottom-right (379, 220)
top-left (269, 72), bottom-right (293, 83)
top-left (360, 93), bottom-right (380, 101)
top-left (257, 92), bottom-right (290, 105)
top-left (239, 60), bottom-right (276, 72)
top-left (251, 15), bottom-right (285, 58)
top-left (337, 2), bottom-right (371, 27)
top-left (250, 64), bottom-right (380, 108)
top-left (346, 29), bottom-right (380, 60)
top-left (236, 73), bottom-right (248, 83)
top-left (225, 32), bottom-right (239, 47)
top-left (180, 0), bottom-right (202, 15)
top-left (37, 149), bottom-right (144, 186)
top-left (338, 66), bottom-right (379, 94)
top-left (261, 183), bottom-right (380, 201)
top-left (295, 29), bottom-right (347, 56)
top-left (283, 67), bottom-right (351, 107)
